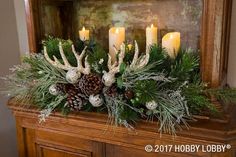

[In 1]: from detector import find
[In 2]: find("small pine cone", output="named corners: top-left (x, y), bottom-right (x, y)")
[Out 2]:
top-left (124, 89), bottom-right (134, 100)
top-left (65, 84), bottom-right (84, 111)
top-left (105, 85), bottom-right (118, 97)
top-left (79, 74), bottom-right (103, 96)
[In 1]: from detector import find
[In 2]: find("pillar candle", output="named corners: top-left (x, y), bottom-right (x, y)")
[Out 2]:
top-left (79, 26), bottom-right (89, 41)
top-left (146, 24), bottom-right (158, 49)
top-left (162, 32), bottom-right (180, 59)
top-left (109, 27), bottom-right (125, 63)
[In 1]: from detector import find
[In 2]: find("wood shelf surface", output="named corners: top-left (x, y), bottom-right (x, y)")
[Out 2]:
top-left (7, 99), bottom-right (236, 146)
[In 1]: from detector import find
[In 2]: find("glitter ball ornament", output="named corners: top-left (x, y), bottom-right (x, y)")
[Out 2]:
top-left (66, 68), bottom-right (81, 84)
top-left (102, 72), bottom-right (116, 87)
top-left (49, 84), bottom-right (60, 95)
top-left (79, 74), bottom-right (103, 96)
top-left (145, 100), bottom-right (158, 110)
top-left (89, 95), bottom-right (103, 107)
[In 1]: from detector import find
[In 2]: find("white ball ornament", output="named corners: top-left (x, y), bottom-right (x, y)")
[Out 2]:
top-left (66, 68), bottom-right (81, 84)
top-left (49, 84), bottom-right (60, 96)
top-left (102, 72), bottom-right (115, 87)
top-left (89, 95), bottom-right (103, 107)
top-left (146, 100), bottom-right (158, 110)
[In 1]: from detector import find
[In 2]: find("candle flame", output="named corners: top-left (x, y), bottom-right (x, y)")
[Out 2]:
top-left (151, 24), bottom-right (154, 28)
top-left (82, 26), bottom-right (85, 31)
top-left (170, 34), bottom-right (173, 39)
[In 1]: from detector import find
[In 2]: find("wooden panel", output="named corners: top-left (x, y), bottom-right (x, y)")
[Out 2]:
top-left (37, 144), bottom-right (91, 157)
top-left (33, 129), bottom-right (105, 157)
top-left (200, 0), bottom-right (232, 87)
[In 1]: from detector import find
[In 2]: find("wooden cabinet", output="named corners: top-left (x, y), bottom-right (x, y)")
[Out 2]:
top-left (8, 101), bottom-right (236, 157)
top-left (12, 1), bottom-right (234, 156)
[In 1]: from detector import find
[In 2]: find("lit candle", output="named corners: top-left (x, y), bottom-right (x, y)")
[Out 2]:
top-left (162, 32), bottom-right (180, 58)
top-left (79, 26), bottom-right (89, 41)
top-left (146, 24), bottom-right (158, 49)
top-left (109, 27), bottom-right (125, 62)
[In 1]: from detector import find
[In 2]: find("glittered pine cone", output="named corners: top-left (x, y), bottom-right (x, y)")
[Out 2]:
top-left (78, 74), bottom-right (104, 96)
top-left (65, 84), bottom-right (84, 111)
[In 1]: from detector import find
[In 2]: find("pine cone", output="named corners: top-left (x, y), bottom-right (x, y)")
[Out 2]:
top-left (65, 84), bottom-right (84, 111)
top-left (124, 89), bottom-right (134, 100)
top-left (79, 74), bottom-right (103, 96)
top-left (57, 83), bottom-right (66, 93)
top-left (105, 85), bottom-right (118, 97)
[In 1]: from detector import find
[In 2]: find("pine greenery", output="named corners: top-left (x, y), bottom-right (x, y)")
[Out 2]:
top-left (2, 37), bottom-right (236, 136)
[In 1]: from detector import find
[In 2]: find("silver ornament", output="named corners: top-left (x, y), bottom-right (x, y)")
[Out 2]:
top-left (146, 100), bottom-right (158, 110)
top-left (49, 84), bottom-right (60, 96)
top-left (102, 72), bottom-right (115, 87)
top-left (66, 68), bottom-right (81, 84)
top-left (89, 95), bottom-right (103, 107)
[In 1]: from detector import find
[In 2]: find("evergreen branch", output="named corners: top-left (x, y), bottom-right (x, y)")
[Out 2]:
top-left (205, 88), bottom-right (236, 104)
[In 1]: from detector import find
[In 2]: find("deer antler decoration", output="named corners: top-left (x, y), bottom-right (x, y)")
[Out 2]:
top-left (44, 42), bottom-right (90, 83)
top-left (102, 43), bottom-right (125, 87)
top-left (129, 40), bottom-right (150, 71)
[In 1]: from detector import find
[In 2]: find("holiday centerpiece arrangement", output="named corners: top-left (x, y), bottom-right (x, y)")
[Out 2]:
top-left (2, 26), bottom-right (236, 135)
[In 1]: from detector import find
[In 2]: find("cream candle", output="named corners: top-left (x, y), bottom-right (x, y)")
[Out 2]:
top-left (146, 24), bottom-right (158, 49)
top-left (109, 27), bottom-right (125, 63)
top-left (162, 32), bottom-right (180, 59)
top-left (79, 26), bottom-right (89, 41)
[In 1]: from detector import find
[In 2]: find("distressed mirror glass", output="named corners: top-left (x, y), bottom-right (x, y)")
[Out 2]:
top-left (41, 0), bottom-right (202, 51)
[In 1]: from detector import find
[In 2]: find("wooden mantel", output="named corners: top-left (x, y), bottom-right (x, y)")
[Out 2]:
top-left (8, 100), bottom-right (236, 157)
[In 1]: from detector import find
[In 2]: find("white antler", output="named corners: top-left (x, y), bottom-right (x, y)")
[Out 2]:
top-left (44, 42), bottom-right (72, 70)
top-left (44, 42), bottom-right (90, 83)
top-left (129, 40), bottom-right (150, 71)
top-left (71, 45), bottom-right (90, 74)
top-left (102, 43), bottom-right (125, 86)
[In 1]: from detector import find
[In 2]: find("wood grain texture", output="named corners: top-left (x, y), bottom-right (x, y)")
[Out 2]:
top-left (200, 0), bottom-right (232, 87)
top-left (8, 100), bottom-right (236, 157)
top-left (24, 0), bottom-right (37, 53)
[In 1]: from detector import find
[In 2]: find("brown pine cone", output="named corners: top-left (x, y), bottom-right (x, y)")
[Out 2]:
top-left (124, 89), bottom-right (134, 100)
top-left (105, 85), bottom-right (118, 97)
top-left (57, 83), bottom-right (66, 93)
top-left (65, 84), bottom-right (84, 111)
top-left (79, 74), bottom-right (104, 96)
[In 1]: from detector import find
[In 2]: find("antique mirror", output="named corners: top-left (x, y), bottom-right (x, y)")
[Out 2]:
top-left (24, 0), bottom-right (232, 88)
